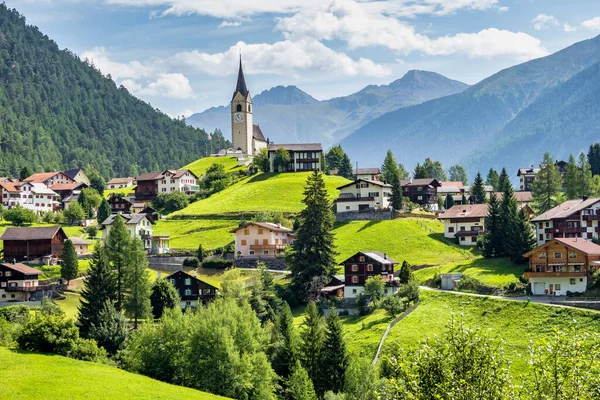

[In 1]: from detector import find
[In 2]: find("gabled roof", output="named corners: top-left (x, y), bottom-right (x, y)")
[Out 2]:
top-left (400, 178), bottom-right (441, 188)
top-left (101, 213), bottom-right (154, 227)
top-left (267, 143), bottom-right (323, 152)
top-left (0, 181), bottom-right (21, 193)
top-left (438, 204), bottom-right (489, 219)
top-left (493, 191), bottom-right (533, 203)
top-left (31, 183), bottom-right (58, 196)
top-left (136, 172), bottom-right (163, 181)
top-left (440, 181), bottom-right (465, 189)
top-left (25, 172), bottom-right (62, 183)
top-left (517, 167), bottom-right (540, 176)
top-left (0, 262), bottom-right (43, 275)
top-left (524, 238), bottom-right (600, 257)
top-left (162, 169), bottom-right (198, 180)
top-left (354, 168), bottom-right (380, 175)
top-left (164, 269), bottom-right (219, 290)
top-left (107, 177), bottom-right (135, 185)
top-left (0, 226), bottom-right (65, 241)
top-left (336, 178), bottom-right (392, 190)
top-left (232, 56), bottom-right (249, 101)
top-left (231, 221), bottom-right (294, 234)
top-left (49, 183), bottom-right (86, 192)
top-left (63, 168), bottom-right (84, 180)
top-left (532, 198), bottom-right (600, 222)
top-left (253, 124), bottom-right (266, 142)
top-left (340, 251), bottom-right (398, 265)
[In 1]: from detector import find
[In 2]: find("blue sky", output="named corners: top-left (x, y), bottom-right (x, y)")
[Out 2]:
top-left (8, 0), bottom-right (600, 118)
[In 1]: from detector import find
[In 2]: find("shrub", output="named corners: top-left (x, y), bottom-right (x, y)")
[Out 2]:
top-left (202, 259), bottom-right (234, 269)
top-left (183, 257), bottom-right (200, 268)
top-left (380, 295), bottom-right (407, 317)
top-left (355, 293), bottom-right (373, 316)
top-left (398, 280), bottom-right (420, 303)
top-left (69, 338), bottom-right (107, 362)
top-left (429, 273), bottom-right (442, 288)
top-left (86, 225), bottom-right (98, 239)
top-left (17, 313), bottom-right (79, 355)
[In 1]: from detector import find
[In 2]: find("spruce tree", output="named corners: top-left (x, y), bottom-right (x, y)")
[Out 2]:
top-left (588, 143), bottom-right (600, 176)
top-left (97, 198), bottom-right (111, 225)
top-left (470, 172), bottom-right (486, 204)
top-left (399, 260), bottom-right (414, 284)
top-left (150, 279), bottom-right (180, 319)
top-left (444, 193), bottom-right (455, 209)
top-left (124, 237), bottom-right (151, 329)
top-left (272, 302), bottom-right (298, 379)
top-left (486, 168), bottom-right (499, 190)
top-left (338, 153), bottom-right (354, 180)
top-left (461, 193), bottom-right (468, 205)
top-left (381, 150), bottom-right (400, 183)
top-left (286, 360), bottom-right (318, 400)
top-left (506, 208), bottom-right (536, 264)
top-left (60, 239), bottom-right (78, 285)
top-left (106, 214), bottom-right (131, 310)
top-left (390, 174), bottom-right (403, 211)
top-left (19, 166), bottom-right (32, 180)
top-left (499, 184), bottom-right (519, 258)
top-left (577, 152), bottom-right (593, 198)
top-left (482, 191), bottom-right (502, 258)
top-left (78, 245), bottom-right (117, 338)
top-left (88, 300), bottom-right (127, 354)
top-left (300, 302), bottom-right (324, 393)
top-left (564, 154), bottom-right (579, 199)
top-left (320, 309), bottom-right (348, 395)
top-left (497, 168), bottom-right (510, 193)
top-left (531, 153), bottom-right (563, 213)
top-left (287, 171), bottom-right (337, 297)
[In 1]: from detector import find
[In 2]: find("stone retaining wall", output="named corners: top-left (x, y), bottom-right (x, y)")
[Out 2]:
top-left (335, 210), bottom-right (393, 222)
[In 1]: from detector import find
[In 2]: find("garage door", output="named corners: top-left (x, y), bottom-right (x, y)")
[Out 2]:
top-left (533, 282), bottom-right (545, 295)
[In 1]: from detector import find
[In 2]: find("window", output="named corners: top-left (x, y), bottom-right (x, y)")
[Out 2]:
top-left (471, 236), bottom-right (477, 243)
top-left (555, 284), bottom-right (561, 291)
top-left (241, 240), bottom-right (247, 246)
top-left (185, 289), bottom-right (191, 296)
top-left (249, 250), bottom-right (255, 255)
top-left (5, 271), bottom-right (11, 277)
top-left (263, 239), bottom-right (268, 245)
top-left (538, 223), bottom-right (543, 229)
top-left (546, 222), bottom-right (550, 228)
top-left (460, 236), bottom-right (465, 241)
top-left (359, 256), bottom-right (365, 262)
top-left (255, 239), bottom-right (259, 245)
top-left (351, 264), bottom-right (358, 272)
top-left (417, 196), bottom-right (423, 201)
top-left (244, 229), bottom-right (249, 235)
top-left (263, 250), bottom-right (269, 255)
top-left (539, 234), bottom-right (544, 241)
top-left (554, 252), bottom-right (562, 259)
top-left (539, 252), bottom-right (546, 259)
top-left (570, 278), bottom-right (576, 285)
top-left (448, 227), bottom-right (454, 233)
top-left (366, 264), bottom-right (373, 272)
top-left (258, 229), bottom-right (263, 234)
top-left (569, 251), bottom-right (577, 259)
top-left (203, 289), bottom-right (212, 295)
top-left (351, 276), bottom-right (359, 283)
top-left (184, 278), bottom-right (191, 285)
top-left (186, 301), bottom-right (191, 306)
top-left (346, 206), bottom-right (350, 210)
top-left (236, 104), bottom-right (242, 112)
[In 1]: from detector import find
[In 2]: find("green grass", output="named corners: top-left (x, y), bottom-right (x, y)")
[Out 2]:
top-left (172, 172), bottom-right (350, 217)
top-left (154, 219), bottom-right (238, 250)
top-left (55, 292), bottom-right (81, 319)
top-left (104, 185), bottom-right (136, 199)
top-left (414, 258), bottom-right (523, 288)
top-left (0, 347), bottom-right (227, 400)
top-left (185, 156), bottom-right (245, 177)
top-left (384, 291), bottom-right (600, 375)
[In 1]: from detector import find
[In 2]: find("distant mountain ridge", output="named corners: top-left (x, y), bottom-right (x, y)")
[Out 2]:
top-left (186, 71), bottom-right (469, 146)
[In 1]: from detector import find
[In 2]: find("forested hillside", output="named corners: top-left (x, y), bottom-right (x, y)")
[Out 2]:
top-left (0, 5), bottom-right (220, 178)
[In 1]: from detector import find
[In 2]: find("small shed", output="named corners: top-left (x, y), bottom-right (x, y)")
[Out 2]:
top-left (440, 273), bottom-right (463, 290)
top-left (69, 237), bottom-right (90, 255)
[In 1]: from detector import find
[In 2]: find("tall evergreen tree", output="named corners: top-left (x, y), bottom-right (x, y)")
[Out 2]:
top-left (320, 309), bottom-right (348, 395)
top-left (499, 184), bottom-right (519, 258)
top-left (531, 152), bottom-right (563, 213)
top-left (390, 174), bottom-right (403, 211)
top-left (415, 158), bottom-right (447, 181)
top-left (413, 163), bottom-right (426, 179)
top-left (286, 361), bottom-right (318, 400)
top-left (338, 153), bottom-right (354, 180)
top-left (486, 168), bottom-right (499, 190)
top-left (397, 163), bottom-right (410, 180)
top-left (482, 191), bottom-right (502, 258)
top-left (150, 279), bottom-right (180, 319)
top-left (272, 302), bottom-right (298, 379)
top-left (564, 154), bottom-right (580, 199)
top-left (325, 145), bottom-right (345, 172)
top-left (300, 302), bottom-right (325, 393)
top-left (106, 215), bottom-right (132, 311)
top-left (497, 168), bottom-right (510, 193)
top-left (381, 150), bottom-right (400, 183)
top-left (588, 143), bottom-right (600, 176)
top-left (88, 300), bottom-right (127, 355)
top-left (78, 245), bottom-right (117, 338)
top-left (19, 166), bottom-right (32, 180)
top-left (577, 152), bottom-right (593, 197)
top-left (470, 172), bottom-right (486, 204)
top-left (444, 193), bottom-right (455, 210)
top-left (506, 208), bottom-right (536, 264)
top-left (448, 164), bottom-right (468, 185)
top-left (97, 198), bottom-right (111, 225)
top-left (287, 172), bottom-right (337, 297)
top-left (124, 237), bottom-right (151, 329)
top-left (60, 239), bottom-right (78, 285)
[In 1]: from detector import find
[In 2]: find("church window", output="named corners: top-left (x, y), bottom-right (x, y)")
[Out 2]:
top-left (236, 104), bottom-right (242, 112)
top-left (248, 105), bottom-right (251, 112)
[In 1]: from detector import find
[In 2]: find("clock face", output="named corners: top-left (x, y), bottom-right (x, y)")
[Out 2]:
top-left (234, 112), bottom-right (244, 123)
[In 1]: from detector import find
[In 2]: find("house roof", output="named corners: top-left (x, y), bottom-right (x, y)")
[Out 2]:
top-left (24, 172), bottom-right (61, 183)
top-left (136, 172), bottom-right (163, 181)
top-left (524, 238), bottom-right (600, 257)
top-left (253, 124), bottom-right (266, 142)
top-left (164, 269), bottom-right (219, 290)
top-left (49, 183), bottom-right (85, 192)
top-left (493, 191), bottom-right (533, 203)
top-left (354, 168), bottom-right (380, 175)
top-left (0, 262), bottom-right (43, 275)
top-left (340, 251), bottom-right (398, 266)
top-left (400, 178), bottom-right (441, 188)
top-left (438, 204), bottom-right (489, 219)
top-left (101, 213), bottom-right (154, 226)
top-left (68, 237), bottom-right (90, 245)
top-left (31, 183), bottom-right (58, 196)
top-left (517, 167), bottom-right (540, 176)
top-left (531, 198), bottom-right (600, 222)
top-left (440, 181), bottom-right (465, 189)
top-left (0, 226), bottom-right (65, 241)
top-left (107, 177), bottom-right (135, 185)
top-left (268, 143), bottom-right (323, 152)
top-left (0, 181), bottom-right (20, 193)
top-left (336, 178), bottom-right (392, 190)
top-left (231, 221), bottom-right (294, 234)
top-left (438, 185), bottom-right (463, 194)
top-left (63, 168), bottom-right (84, 180)
top-left (161, 169), bottom-right (198, 180)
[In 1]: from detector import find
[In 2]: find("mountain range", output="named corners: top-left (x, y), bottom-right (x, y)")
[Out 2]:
top-left (186, 70), bottom-right (469, 147)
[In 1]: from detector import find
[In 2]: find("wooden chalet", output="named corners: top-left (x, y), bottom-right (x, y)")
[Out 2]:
top-left (0, 226), bottom-right (67, 262)
top-left (108, 193), bottom-right (134, 214)
top-left (400, 178), bottom-right (441, 211)
top-left (134, 171), bottom-right (163, 201)
top-left (0, 262), bottom-right (47, 302)
top-left (165, 270), bottom-right (219, 308)
top-left (342, 251), bottom-right (399, 298)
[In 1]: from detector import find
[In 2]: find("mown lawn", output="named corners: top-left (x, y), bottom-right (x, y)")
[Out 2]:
top-left (172, 172), bottom-right (350, 217)
top-left (104, 185), bottom-right (136, 199)
top-left (154, 219), bottom-right (238, 250)
top-left (185, 156), bottom-right (245, 177)
top-left (384, 291), bottom-right (600, 376)
top-left (0, 347), bottom-right (228, 400)
top-left (55, 292), bottom-right (81, 319)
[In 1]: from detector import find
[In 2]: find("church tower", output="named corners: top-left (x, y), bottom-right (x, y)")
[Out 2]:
top-left (231, 56), bottom-right (253, 155)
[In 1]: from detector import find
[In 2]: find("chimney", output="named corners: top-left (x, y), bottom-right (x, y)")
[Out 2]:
top-left (410, 177), bottom-right (413, 184)
top-left (384, 253), bottom-right (387, 260)
top-left (583, 195), bottom-right (589, 201)
top-left (12, 258), bottom-right (16, 265)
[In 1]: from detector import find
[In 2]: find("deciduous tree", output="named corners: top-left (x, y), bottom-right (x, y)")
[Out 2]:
top-left (363, 275), bottom-right (385, 302)
top-left (97, 198), bottom-right (111, 225)
top-left (64, 202), bottom-right (85, 225)
top-left (124, 237), bottom-right (151, 329)
top-left (274, 147), bottom-right (291, 172)
top-left (150, 279), bottom-right (180, 319)
top-left (448, 164), bottom-right (468, 185)
top-left (325, 145), bottom-right (345, 172)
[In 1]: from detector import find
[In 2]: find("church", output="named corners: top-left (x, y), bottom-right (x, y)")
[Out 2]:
top-left (230, 57), bottom-right (324, 172)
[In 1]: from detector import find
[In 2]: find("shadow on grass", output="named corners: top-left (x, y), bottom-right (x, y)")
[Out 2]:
top-left (357, 220), bottom-right (382, 233)
top-left (444, 258), bottom-right (525, 278)
top-left (342, 314), bottom-right (392, 330)
top-left (248, 172), bottom-right (279, 183)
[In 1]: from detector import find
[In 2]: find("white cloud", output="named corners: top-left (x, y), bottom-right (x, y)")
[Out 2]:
top-left (582, 17), bottom-right (600, 31)
top-left (218, 20), bottom-right (242, 28)
top-left (563, 23), bottom-right (577, 32)
top-left (169, 39), bottom-right (391, 77)
top-left (532, 14), bottom-right (559, 31)
top-left (497, 6), bottom-right (509, 13)
top-left (81, 46), bottom-right (155, 80)
top-left (138, 73), bottom-right (195, 98)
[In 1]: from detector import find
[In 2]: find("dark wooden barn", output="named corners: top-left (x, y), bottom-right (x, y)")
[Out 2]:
top-left (0, 226), bottom-right (67, 262)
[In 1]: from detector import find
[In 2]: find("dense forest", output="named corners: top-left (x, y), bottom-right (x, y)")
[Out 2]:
top-left (0, 5), bottom-right (227, 178)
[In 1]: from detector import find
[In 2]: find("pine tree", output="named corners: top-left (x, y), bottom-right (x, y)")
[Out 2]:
top-left (286, 361), bottom-right (318, 400)
top-left (506, 208), bottom-right (536, 264)
top-left (150, 279), bottom-right (180, 319)
top-left (381, 150), bottom-right (400, 183)
top-left (197, 244), bottom-right (204, 262)
top-left (577, 152), bottom-right (593, 198)
top-left (338, 153), bottom-right (354, 180)
top-left (461, 193), bottom-right (468, 205)
top-left (444, 193), bottom-right (455, 209)
top-left (300, 302), bottom-right (324, 393)
top-left (88, 300), bottom-right (127, 355)
top-left (486, 168), bottom-right (499, 190)
top-left (390, 174), bottom-right (403, 211)
top-left (106, 214), bottom-right (131, 311)
top-left (470, 172), bottom-right (486, 204)
top-left (531, 153), bottom-right (563, 213)
top-left (272, 302), bottom-right (298, 379)
top-left (287, 171), bottom-right (337, 297)
top-left (78, 245), bottom-right (117, 338)
top-left (413, 163), bottom-right (426, 179)
top-left (19, 166), bottom-right (32, 180)
top-left (588, 143), bottom-right (600, 176)
top-left (97, 198), bottom-right (111, 225)
top-left (124, 237), bottom-right (151, 329)
top-left (60, 239), bottom-right (78, 285)
top-left (482, 191), bottom-right (502, 258)
top-left (399, 260), bottom-right (414, 284)
top-left (564, 154), bottom-right (579, 199)
top-left (320, 309), bottom-right (348, 395)
top-left (497, 168), bottom-right (510, 193)
top-left (499, 184), bottom-right (519, 258)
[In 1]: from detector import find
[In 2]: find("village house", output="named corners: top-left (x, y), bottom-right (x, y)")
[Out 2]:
top-left (354, 168), bottom-right (381, 181)
top-left (165, 270), bottom-right (218, 308)
top-left (320, 275), bottom-right (346, 299)
top-left (0, 226), bottom-right (67, 262)
top-left (438, 181), bottom-right (466, 207)
top-left (335, 179), bottom-right (392, 213)
top-left (0, 262), bottom-right (46, 302)
top-left (108, 194), bottom-right (134, 214)
top-left (438, 204), bottom-right (488, 246)
top-left (25, 172), bottom-right (76, 187)
top-left (401, 178), bottom-right (441, 211)
top-left (29, 183), bottom-right (60, 213)
top-left (268, 143), bottom-right (324, 173)
top-left (0, 181), bottom-right (26, 208)
top-left (517, 166), bottom-right (539, 191)
top-left (134, 172), bottom-right (163, 201)
top-left (531, 197), bottom-right (600, 246)
top-left (523, 237), bottom-right (600, 296)
top-left (64, 168), bottom-right (91, 185)
top-left (106, 177), bottom-right (135, 190)
top-left (232, 222), bottom-right (295, 258)
top-left (342, 251), bottom-right (399, 299)
top-left (0, 181), bottom-right (59, 214)
top-left (100, 213), bottom-right (154, 251)
top-left (158, 169), bottom-right (199, 194)
top-left (50, 182), bottom-right (87, 204)
top-left (69, 237), bottom-right (90, 255)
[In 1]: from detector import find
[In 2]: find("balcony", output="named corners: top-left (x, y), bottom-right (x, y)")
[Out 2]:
top-left (544, 227), bottom-right (586, 234)
top-left (524, 271), bottom-right (587, 278)
top-left (4, 284), bottom-right (55, 292)
top-left (582, 214), bottom-right (600, 221)
top-left (250, 244), bottom-right (287, 250)
top-left (140, 234), bottom-right (152, 240)
top-left (335, 196), bottom-right (375, 202)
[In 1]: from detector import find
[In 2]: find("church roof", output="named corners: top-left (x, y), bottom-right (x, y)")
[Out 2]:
top-left (232, 56), bottom-right (249, 101)
top-left (253, 124), bottom-right (266, 142)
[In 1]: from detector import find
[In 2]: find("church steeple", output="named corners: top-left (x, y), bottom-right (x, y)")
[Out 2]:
top-left (233, 55), bottom-right (249, 100)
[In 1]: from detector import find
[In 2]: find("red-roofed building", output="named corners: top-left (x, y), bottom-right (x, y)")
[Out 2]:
top-left (25, 172), bottom-right (75, 186)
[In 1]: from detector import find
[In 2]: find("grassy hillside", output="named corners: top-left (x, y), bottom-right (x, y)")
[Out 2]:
top-left (104, 185), bottom-right (136, 199)
top-left (154, 219), bottom-right (238, 250)
top-left (0, 348), bottom-right (227, 400)
top-left (184, 156), bottom-right (245, 177)
top-left (172, 172), bottom-right (350, 217)
top-left (414, 258), bottom-right (522, 287)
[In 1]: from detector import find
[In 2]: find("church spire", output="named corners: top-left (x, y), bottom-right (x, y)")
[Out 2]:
top-left (233, 55), bottom-right (249, 99)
